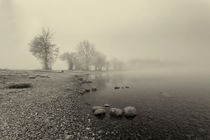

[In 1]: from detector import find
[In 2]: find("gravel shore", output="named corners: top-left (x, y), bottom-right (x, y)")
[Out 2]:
top-left (0, 70), bottom-right (96, 140)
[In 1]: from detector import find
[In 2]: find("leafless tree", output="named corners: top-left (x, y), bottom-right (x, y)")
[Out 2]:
top-left (29, 28), bottom-right (59, 70)
top-left (77, 40), bottom-right (95, 70)
top-left (60, 52), bottom-right (75, 70)
top-left (92, 51), bottom-right (106, 71)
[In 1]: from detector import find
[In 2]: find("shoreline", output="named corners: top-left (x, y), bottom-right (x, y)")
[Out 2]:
top-left (1, 70), bottom-right (210, 140)
top-left (0, 70), bottom-right (97, 139)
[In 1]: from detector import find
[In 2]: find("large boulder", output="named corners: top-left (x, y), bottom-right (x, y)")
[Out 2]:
top-left (93, 108), bottom-right (106, 116)
top-left (123, 106), bottom-right (137, 118)
top-left (109, 108), bottom-right (123, 117)
top-left (92, 106), bottom-right (104, 112)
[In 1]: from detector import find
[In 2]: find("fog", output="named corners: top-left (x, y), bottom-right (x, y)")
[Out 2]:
top-left (1, 0), bottom-right (210, 71)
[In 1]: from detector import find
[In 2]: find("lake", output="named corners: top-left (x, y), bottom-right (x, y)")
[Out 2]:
top-left (80, 69), bottom-right (210, 139)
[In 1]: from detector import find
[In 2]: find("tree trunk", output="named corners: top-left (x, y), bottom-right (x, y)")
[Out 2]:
top-left (43, 45), bottom-right (50, 70)
top-left (68, 62), bottom-right (73, 70)
top-left (44, 57), bottom-right (50, 70)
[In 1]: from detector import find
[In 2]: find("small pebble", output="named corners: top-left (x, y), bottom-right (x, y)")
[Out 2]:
top-left (86, 127), bottom-right (91, 131)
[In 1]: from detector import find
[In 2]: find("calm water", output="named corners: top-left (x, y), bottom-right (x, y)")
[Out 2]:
top-left (80, 70), bottom-right (210, 139)
top-left (81, 70), bottom-right (210, 109)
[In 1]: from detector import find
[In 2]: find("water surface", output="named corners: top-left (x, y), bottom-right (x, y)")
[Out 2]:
top-left (80, 70), bottom-right (210, 139)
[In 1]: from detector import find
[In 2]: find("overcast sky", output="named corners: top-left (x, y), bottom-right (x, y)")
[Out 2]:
top-left (1, 0), bottom-right (210, 70)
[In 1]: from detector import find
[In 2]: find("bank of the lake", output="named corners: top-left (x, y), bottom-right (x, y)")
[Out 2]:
top-left (0, 70), bottom-right (100, 140)
top-left (1, 70), bottom-right (210, 140)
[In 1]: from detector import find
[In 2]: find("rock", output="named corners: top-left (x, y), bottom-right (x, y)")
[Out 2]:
top-left (78, 89), bottom-right (86, 94)
top-left (97, 130), bottom-right (103, 134)
top-left (92, 106), bottom-right (104, 112)
top-left (114, 86), bottom-right (120, 89)
top-left (78, 78), bottom-right (83, 81)
top-left (93, 109), bottom-right (106, 116)
top-left (124, 106), bottom-right (137, 118)
top-left (109, 108), bottom-right (123, 117)
top-left (65, 88), bottom-right (73, 91)
top-left (84, 102), bottom-right (91, 106)
top-left (198, 128), bottom-right (206, 135)
top-left (65, 135), bottom-right (74, 140)
top-left (104, 104), bottom-right (110, 107)
top-left (86, 127), bottom-right (91, 131)
top-left (86, 80), bottom-right (92, 83)
top-left (85, 89), bottom-right (90, 92)
top-left (28, 76), bottom-right (36, 79)
top-left (92, 87), bottom-right (97, 92)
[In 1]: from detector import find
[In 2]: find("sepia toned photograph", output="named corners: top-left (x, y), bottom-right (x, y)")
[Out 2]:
top-left (1, 0), bottom-right (210, 139)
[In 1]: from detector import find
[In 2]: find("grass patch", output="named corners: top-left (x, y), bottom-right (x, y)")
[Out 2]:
top-left (7, 83), bottom-right (32, 89)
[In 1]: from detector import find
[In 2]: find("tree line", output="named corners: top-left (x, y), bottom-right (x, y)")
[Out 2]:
top-left (29, 28), bottom-right (123, 71)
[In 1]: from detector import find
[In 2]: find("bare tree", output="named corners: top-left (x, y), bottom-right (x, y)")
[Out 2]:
top-left (29, 28), bottom-right (59, 70)
top-left (60, 52), bottom-right (76, 70)
top-left (92, 51), bottom-right (106, 71)
top-left (77, 40), bottom-right (95, 70)
top-left (73, 53), bottom-right (83, 70)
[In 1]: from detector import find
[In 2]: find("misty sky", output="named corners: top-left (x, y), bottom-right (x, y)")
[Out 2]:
top-left (1, 0), bottom-right (210, 69)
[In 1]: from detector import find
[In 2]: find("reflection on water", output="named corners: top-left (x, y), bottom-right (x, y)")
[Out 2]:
top-left (80, 70), bottom-right (210, 138)
top-left (81, 70), bottom-right (210, 125)
top-left (88, 74), bottom-right (110, 90)
top-left (83, 70), bottom-right (210, 108)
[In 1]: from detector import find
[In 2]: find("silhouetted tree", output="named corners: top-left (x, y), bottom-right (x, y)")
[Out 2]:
top-left (29, 28), bottom-right (59, 70)
top-left (73, 53), bottom-right (83, 70)
top-left (60, 52), bottom-right (75, 70)
top-left (92, 51), bottom-right (106, 71)
top-left (61, 40), bottom-right (122, 71)
top-left (77, 40), bottom-right (95, 70)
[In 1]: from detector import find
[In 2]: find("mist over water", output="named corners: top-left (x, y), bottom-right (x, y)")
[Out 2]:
top-left (1, 0), bottom-right (210, 71)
